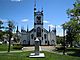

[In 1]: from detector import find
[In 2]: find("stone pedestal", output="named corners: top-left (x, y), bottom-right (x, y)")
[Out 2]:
top-left (35, 38), bottom-right (39, 55)
top-left (29, 38), bottom-right (45, 58)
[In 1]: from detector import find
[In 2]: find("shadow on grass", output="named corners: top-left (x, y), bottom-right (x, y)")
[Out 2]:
top-left (68, 51), bottom-right (80, 57)
top-left (66, 48), bottom-right (80, 57)
top-left (55, 47), bottom-right (80, 57)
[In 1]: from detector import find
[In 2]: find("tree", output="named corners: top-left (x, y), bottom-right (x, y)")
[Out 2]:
top-left (56, 36), bottom-right (64, 45)
top-left (0, 20), bottom-right (3, 28)
top-left (7, 20), bottom-right (15, 52)
top-left (62, 0), bottom-right (80, 47)
top-left (0, 20), bottom-right (4, 41)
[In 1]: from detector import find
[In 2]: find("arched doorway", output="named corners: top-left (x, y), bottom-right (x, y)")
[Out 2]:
top-left (23, 40), bottom-right (26, 44)
top-left (51, 40), bottom-right (55, 45)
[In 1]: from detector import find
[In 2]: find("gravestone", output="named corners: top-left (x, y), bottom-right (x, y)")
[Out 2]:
top-left (29, 38), bottom-right (45, 57)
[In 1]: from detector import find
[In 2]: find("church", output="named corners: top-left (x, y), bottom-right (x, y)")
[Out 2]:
top-left (20, 0), bottom-right (56, 46)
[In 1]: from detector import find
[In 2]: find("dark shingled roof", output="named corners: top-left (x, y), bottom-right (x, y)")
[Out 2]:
top-left (28, 28), bottom-right (49, 33)
top-left (29, 28), bottom-right (34, 33)
top-left (43, 28), bottom-right (48, 33)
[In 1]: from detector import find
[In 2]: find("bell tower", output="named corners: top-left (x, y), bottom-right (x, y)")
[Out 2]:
top-left (34, 0), bottom-right (43, 42)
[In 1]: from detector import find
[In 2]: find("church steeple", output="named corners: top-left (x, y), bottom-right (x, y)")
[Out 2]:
top-left (34, 0), bottom-right (36, 12)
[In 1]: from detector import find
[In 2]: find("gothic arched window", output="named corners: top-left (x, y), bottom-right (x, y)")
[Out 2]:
top-left (31, 34), bottom-right (34, 39)
top-left (37, 27), bottom-right (41, 37)
top-left (23, 40), bottom-right (26, 44)
top-left (44, 34), bottom-right (46, 39)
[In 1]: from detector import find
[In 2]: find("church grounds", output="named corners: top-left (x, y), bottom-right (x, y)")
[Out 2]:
top-left (0, 44), bottom-right (22, 51)
top-left (0, 44), bottom-right (80, 60)
top-left (0, 51), bottom-right (80, 60)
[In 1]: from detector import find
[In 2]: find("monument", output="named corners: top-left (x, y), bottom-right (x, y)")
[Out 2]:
top-left (29, 38), bottom-right (45, 58)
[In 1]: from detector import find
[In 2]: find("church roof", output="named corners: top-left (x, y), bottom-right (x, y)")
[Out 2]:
top-left (43, 28), bottom-right (48, 33)
top-left (29, 28), bottom-right (49, 33)
top-left (29, 28), bottom-right (34, 33)
top-left (21, 29), bottom-right (27, 33)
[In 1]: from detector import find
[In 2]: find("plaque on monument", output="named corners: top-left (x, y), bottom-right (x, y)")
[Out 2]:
top-left (29, 38), bottom-right (45, 58)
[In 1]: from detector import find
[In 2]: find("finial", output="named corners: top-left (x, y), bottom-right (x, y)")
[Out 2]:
top-left (16, 26), bottom-right (18, 32)
top-left (49, 26), bottom-right (51, 32)
top-left (27, 25), bottom-right (28, 32)
top-left (21, 26), bottom-right (24, 32)
top-left (54, 25), bottom-right (56, 33)
top-left (41, 8), bottom-right (43, 12)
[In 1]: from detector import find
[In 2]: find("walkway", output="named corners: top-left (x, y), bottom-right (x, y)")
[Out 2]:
top-left (22, 46), bottom-right (55, 52)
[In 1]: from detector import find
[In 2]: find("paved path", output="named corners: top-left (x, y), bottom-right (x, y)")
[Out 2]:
top-left (0, 51), bottom-right (23, 53)
top-left (22, 46), bottom-right (67, 55)
top-left (0, 46), bottom-right (55, 53)
top-left (22, 46), bottom-right (55, 52)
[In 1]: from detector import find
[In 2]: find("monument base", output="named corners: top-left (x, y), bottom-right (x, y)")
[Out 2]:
top-left (29, 53), bottom-right (45, 58)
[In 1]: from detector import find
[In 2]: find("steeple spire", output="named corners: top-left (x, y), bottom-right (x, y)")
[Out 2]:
top-left (41, 8), bottom-right (43, 12)
top-left (16, 26), bottom-right (18, 32)
top-left (49, 26), bottom-right (51, 32)
top-left (27, 25), bottom-right (28, 32)
top-left (34, 0), bottom-right (36, 12)
top-left (54, 25), bottom-right (56, 33)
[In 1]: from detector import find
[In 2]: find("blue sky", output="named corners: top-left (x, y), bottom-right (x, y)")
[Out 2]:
top-left (0, 0), bottom-right (75, 36)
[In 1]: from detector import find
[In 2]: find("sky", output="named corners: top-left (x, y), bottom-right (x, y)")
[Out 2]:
top-left (0, 0), bottom-right (75, 36)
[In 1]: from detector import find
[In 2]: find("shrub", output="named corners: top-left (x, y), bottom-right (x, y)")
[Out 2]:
top-left (13, 44), bottom-right (23, 50)
top-left (56, 46), bottom-right (64, 51)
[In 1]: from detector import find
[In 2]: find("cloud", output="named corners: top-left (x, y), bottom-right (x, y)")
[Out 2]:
top-left (48, 24), bottom-right (55, 30)
top-left (21, 19), bottom-right (28, 22)
top-left (11, 0), bottom-right (22, 2)
top-left (56, 25), bottom-right (62, 28)
top-left (43, 20), bottom-right (49, 23)
top-left (48, 24), bottom-right (55, 28)
top-left (56, 28), bottom-right (63, 36)
top-left (0, 19), bottom-right (8, 23)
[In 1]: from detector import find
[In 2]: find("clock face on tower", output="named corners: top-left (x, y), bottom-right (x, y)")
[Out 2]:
top-left (36, 16), bottom-right (41, 23)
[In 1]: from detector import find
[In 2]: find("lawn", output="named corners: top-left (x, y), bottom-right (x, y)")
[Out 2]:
top-left (0, 44), bottom-right (9, 51)
top-left (55, 46), bottom-right (80, 57)
top-left (0, 51), bottom-right (80, 60)
top-left (0, 44), bottom-right (21, 51)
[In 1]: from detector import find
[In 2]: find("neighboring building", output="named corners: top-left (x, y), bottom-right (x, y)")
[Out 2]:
top-left (20, 0), bottom-right (56, 46)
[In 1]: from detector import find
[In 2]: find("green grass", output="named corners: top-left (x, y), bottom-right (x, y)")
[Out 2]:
top-left (0, 51), bottom-right (80, 60)
top-left (55, 47), bottom-right (80, 57)
top-left (0, 44), bottom-right (21, 51)
top-left (0, 44), bottom-right (8, 51)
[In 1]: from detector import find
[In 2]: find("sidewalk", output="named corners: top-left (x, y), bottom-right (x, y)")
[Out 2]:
top-left (0, 50), bottom-right (23, 53)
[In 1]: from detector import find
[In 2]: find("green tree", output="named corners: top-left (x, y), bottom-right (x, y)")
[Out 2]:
top-left (62, 0), bottom-right (80, 47)
top-left (7, 20), bottom-right (15, 52)
top-left (56, 36), bottom-right (64, 45)
top-left (0, 20), bottom-right (4, 41)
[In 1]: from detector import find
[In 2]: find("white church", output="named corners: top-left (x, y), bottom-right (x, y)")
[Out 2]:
top-left (20, 0), bottom-right (56, 46)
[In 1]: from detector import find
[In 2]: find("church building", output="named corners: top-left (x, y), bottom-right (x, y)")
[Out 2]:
top-left (20, 0), bottom-right (56, 46)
